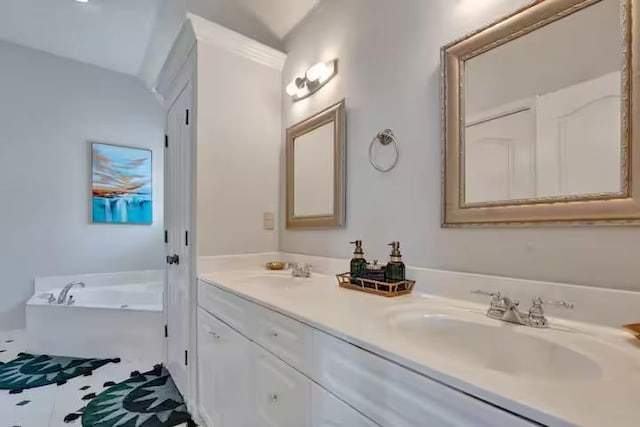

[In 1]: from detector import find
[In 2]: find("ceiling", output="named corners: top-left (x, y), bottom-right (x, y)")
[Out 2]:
top-left (0, 0), bottom-right (317, 82)
top-left (235, 0), bottom-right (319, 39)
top-left (0, 0), bottom-right (161, 76)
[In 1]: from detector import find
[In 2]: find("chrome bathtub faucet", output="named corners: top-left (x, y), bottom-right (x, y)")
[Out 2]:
top-left (289, 262), bottom-right (312, 278)
top-left (57, 281), bottom-right (85, 305)
top-left (471, 290), bottom-right (573, 329)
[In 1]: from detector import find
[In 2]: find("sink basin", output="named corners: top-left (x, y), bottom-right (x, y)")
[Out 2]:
top-left (386, 311), bottom-right (603, 381)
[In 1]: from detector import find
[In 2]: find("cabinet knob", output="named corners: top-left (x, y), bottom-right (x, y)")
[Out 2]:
top-left (271, 331), bottom-right (279, 338)
top-left (270, 393), bottom-right (279, 403)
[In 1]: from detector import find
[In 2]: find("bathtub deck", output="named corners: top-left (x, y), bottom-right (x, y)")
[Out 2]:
top-left (0, 330), bottom-right (189, 427)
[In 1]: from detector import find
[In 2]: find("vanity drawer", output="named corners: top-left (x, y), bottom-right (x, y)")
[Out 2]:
top-left (198, 280), bottom-right (252, 335)
top-left (251, 303), bottom-right (313, 375)
top-left (312, 330), bottom-right (536, 427)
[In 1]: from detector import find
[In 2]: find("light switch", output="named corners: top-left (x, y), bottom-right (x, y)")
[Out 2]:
top-left (263, 212), bottom-right (275, 231)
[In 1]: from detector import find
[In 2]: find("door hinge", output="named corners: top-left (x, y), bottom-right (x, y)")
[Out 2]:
top-left (164, 134), bottom-right (168, 148)
top-left (185, 230), bottom-right (189, 246)
top-left (164, 230), bottom-right (168, 244)
top-left (164, 324), bottom-right (168, 338)
top-left (185, 109), bottom-right (190, 125)
top-left (184, 350), bottom-right (189, 366)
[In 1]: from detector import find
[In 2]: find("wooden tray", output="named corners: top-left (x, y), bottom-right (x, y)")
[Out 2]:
top-left (622, 323), bottom-right (640, 341)
top-left (336, 273), bottom-right (415, 297)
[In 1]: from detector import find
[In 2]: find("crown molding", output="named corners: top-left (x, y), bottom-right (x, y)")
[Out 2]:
top-left (187, 13), bottom-right (287, 71)
top-left (155, 20), bottom-right (197, 101)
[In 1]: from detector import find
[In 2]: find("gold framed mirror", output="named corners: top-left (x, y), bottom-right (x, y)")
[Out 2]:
top-left (286, 100), bottom-right (346, 229)
top-left (442, 0), bottom-right (640, 226)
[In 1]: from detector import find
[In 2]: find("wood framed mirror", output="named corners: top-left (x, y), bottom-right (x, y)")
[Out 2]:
top-left (442, 0), bottom-right (640, 226)
top-left (286, 100), bottom-right (346, 229)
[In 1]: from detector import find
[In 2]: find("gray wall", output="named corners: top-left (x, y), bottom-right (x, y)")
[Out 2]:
top-left (280, 0), bottom-right (640, 291)
top-left (0, 41), bottom-right (165, 329)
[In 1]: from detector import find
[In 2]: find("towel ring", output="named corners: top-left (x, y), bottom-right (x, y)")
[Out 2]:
top-left (369, 129), bottom-right (399, 172)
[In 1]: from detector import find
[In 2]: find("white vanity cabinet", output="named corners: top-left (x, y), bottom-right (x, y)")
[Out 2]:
top-left (197, 308), bottom-right (251, 427)
top-left (196, 279), bottom-right (537, 427)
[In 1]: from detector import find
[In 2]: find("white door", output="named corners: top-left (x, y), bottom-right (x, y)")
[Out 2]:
top-left (536, 71), bottom-right (621, 197)
top-left (165, 81), bottom-right (192, 396)
top-left (252, 343), bottom-right (311, 427)
top-left (464, 108), bottom-right (536, 203)
top-left (311, 384), bottom-right (378, 427)
top-left (197, 308), bottom-right (251, 427)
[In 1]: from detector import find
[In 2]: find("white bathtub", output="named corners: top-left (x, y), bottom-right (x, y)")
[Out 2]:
top-left (26, 272), bottom-right (164, 363)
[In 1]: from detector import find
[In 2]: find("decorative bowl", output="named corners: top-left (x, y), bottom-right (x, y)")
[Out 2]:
top-left (265, 262), bottom-right (286, 271)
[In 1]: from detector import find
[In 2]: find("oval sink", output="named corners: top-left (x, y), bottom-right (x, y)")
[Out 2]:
top-left (387, 312), bottom-right (603, 381)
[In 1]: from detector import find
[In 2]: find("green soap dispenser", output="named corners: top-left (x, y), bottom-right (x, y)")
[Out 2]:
top-left (385, 241), bottom-right (406, 282)
top-left (349, 240), bottom-right (368, 279)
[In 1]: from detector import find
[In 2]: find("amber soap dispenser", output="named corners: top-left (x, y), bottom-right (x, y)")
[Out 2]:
top-left (350, 240), bottom-right (368, 279)
top-left (384, 241), bottom-right (406, 282)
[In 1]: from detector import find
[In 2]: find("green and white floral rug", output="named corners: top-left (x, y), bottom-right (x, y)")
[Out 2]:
top-left (66, 365), bottom-right (194, 427)
top-left (0, 353), bottom-right (120, 393)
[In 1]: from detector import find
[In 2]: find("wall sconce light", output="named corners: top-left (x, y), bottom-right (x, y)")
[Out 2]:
top-left (286, 59), bottom-right (338, 102)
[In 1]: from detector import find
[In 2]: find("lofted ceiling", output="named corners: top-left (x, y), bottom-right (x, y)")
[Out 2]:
top-left (0, 0), bottom-right (161, 76)
top-left (235, 0), bottom-right (319, 39)
top-left (0, 0), bottom-right (318, 83)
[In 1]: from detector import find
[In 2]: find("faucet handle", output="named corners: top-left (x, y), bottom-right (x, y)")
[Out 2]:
top-left (531, 297), bottom-right (574, 309)
top-left (472, 290), bottom-right (509, 318)
top-left (471, 290), bottom-right (501, 298)
top-left (526, 297), bottom-right (573, 328)
top-left (39, 292), bottom-right (56, 304)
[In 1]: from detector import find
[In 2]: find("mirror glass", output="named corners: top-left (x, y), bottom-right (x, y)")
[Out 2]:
top-left (286, 100), bottom-right (345, 229)
top-left (293, 122), bottom-right (335, 217)
top-left (463, 0), bottom-right (623, 204)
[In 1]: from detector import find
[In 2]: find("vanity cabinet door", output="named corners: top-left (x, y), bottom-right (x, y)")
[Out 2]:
top-left (311, 383), bottom-right (378, 427)
top-left (251, 343), bottom-right (311, 427)
top-left (197, 308), bottom-right (251, 427)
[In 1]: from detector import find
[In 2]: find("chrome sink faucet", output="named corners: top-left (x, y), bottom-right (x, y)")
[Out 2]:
top-left (472, 290), bottom-right (573, 328)
top-left (57, 281), bottom-right (85, 304)
top-left (289, 263), bottom-right (312, 278)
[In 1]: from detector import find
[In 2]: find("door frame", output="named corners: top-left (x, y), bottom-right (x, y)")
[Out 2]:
top-left (162, 46), bottom-right (198, 412)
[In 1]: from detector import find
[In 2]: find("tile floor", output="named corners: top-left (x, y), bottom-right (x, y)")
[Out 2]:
top-left (0, 330), bottom-right (189, 427)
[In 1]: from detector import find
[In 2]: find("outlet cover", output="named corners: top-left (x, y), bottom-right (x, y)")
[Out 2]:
top-left (263, 212), bottom-right (275, 231)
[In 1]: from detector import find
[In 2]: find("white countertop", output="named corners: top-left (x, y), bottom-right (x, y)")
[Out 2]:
top-left (199, 269), bottom-right (640, 427)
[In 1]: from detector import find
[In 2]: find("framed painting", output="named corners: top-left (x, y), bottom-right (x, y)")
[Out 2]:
top-left (91, 142), bottom-right (153, 224)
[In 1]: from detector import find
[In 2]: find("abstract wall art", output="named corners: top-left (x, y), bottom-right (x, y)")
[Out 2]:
top-left (91, 142), bottom-right (152, 224)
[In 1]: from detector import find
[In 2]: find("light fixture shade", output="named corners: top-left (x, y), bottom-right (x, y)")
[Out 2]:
top-left (296, 86), bottom-right (310, 99)
top-left (286, 59), bottom-right (338, 102)
top-left (306, 61), bottom-right (333, 82)
top-left (286, 81), bottom-right (299, 96)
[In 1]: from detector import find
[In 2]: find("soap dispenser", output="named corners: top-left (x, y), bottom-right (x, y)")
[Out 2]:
top-left (384, 241), bottom-right (406, 282)
top-left (349, 240), bottom-right (368, 279)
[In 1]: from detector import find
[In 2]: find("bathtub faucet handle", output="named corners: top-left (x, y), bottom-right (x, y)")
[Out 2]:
top-left (39, 293), bottom-right (56, 304)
